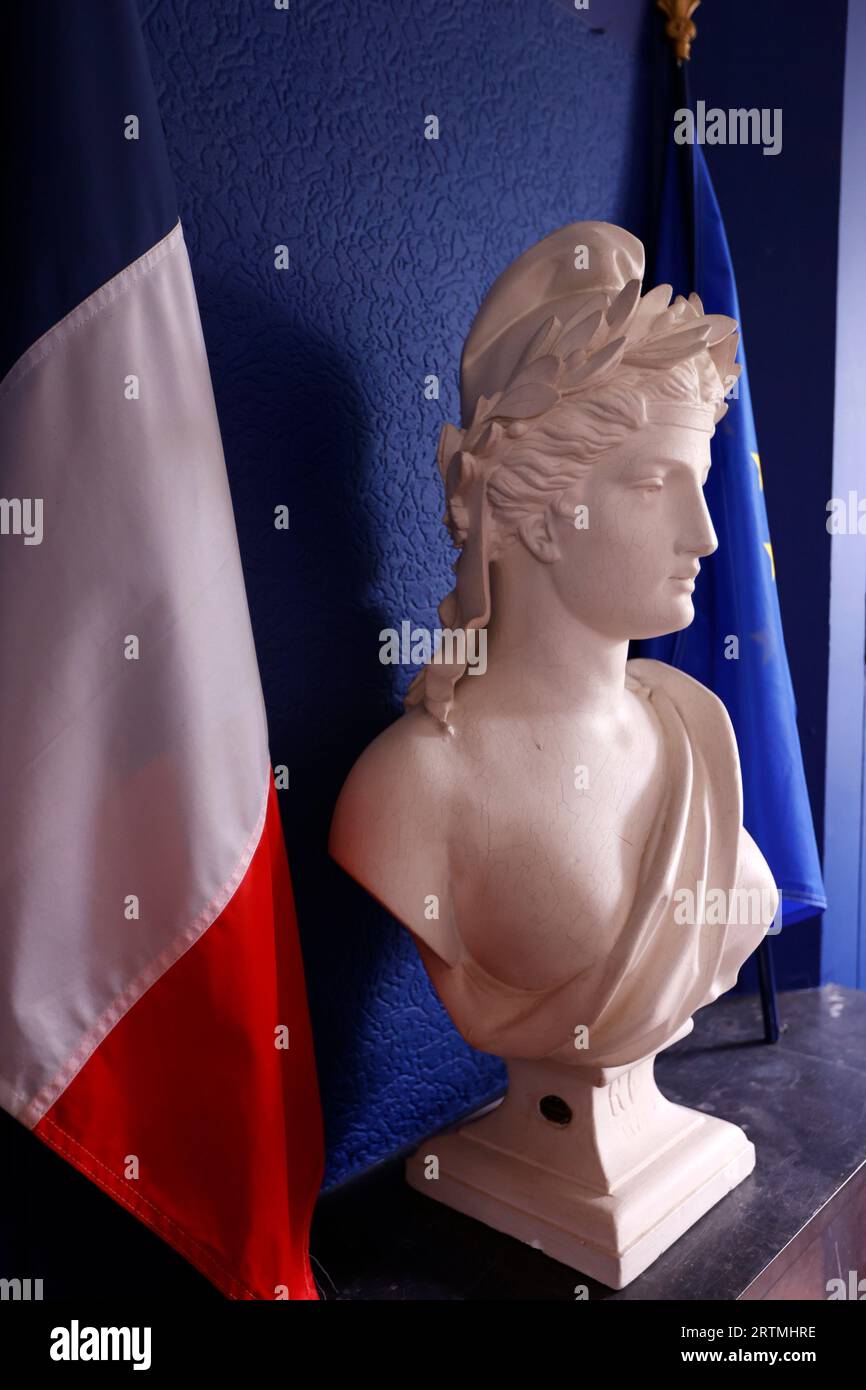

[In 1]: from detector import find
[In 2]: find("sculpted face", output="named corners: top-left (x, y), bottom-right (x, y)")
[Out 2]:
top-left (543, 422), bottom-right (718, 640)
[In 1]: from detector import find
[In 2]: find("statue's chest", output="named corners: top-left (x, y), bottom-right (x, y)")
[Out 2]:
top-left (447, 726), bottom-right (666, 992)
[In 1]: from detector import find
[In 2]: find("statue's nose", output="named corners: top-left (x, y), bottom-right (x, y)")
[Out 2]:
top-left (678, 488), bottom-right (718, 559)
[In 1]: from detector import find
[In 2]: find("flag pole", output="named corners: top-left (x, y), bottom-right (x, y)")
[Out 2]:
top-left (656, 0), bottom-right (701, 65)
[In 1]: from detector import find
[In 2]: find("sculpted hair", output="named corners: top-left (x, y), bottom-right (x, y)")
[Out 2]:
top-left (485, 354), bottom-right (724, 548)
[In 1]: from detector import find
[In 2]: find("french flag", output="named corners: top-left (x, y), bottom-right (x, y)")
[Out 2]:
top-left (0, 2), bottom-right (323, 1299)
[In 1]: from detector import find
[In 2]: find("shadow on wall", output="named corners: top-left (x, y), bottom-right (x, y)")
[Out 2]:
top-left (202, 280), bottom-right (505, 1188)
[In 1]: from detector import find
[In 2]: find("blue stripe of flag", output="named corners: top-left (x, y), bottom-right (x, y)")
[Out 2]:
top-left (0, 0), bottom-right (177, 382)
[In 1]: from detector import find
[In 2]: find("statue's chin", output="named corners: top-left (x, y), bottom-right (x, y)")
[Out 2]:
top-left (632, 599), bottom-right (696, 642)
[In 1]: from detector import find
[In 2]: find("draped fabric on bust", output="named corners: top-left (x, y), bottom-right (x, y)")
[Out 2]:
top-left (423, 659), bottom-right (771, 1068)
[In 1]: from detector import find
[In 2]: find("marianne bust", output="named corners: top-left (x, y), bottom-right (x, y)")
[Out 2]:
top-left (329, 221), bottom-right (778, 1285)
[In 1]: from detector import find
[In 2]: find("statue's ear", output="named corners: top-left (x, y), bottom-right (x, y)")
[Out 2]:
top-left (517, 511), bottom-right (560, 564)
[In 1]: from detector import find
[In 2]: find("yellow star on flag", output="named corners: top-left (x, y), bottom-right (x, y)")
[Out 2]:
top-left (751, 451), bottom-right (763, 490)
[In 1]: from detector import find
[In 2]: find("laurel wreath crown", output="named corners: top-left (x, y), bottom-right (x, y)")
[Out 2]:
top-left (437, 280), bottom-right (740, 545)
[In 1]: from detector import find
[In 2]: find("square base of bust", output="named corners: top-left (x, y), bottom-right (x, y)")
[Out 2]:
top-left (405, 1107), bottom-right (755, 1290)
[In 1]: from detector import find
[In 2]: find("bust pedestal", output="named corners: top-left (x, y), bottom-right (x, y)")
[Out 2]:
top-left (405, 1019), bottom-right (755, 1289)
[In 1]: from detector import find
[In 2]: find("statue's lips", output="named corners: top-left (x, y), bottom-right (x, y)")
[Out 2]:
top-left (670, 570), bottom-right (699, 591)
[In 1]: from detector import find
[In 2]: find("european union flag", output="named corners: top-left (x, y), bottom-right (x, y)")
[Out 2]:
top-left (639, 125), bottom-right (826, 928)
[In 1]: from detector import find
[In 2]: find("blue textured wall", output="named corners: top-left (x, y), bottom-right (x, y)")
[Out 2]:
top-left (138, 0), bottom-right (656, 1186)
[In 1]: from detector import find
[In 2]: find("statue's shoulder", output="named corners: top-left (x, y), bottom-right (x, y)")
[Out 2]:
top-left (328, 704), bottom-right (462, 965)
top-left (331, 703), bottom-right (456, 822)
top-left (626, 657), bottom-right (736, 739)
top-left (626, 658), bottom-right (742, 813)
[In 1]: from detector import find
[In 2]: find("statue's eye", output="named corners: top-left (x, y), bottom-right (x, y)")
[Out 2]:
top-left (633, 479), bottom-right (664, 495)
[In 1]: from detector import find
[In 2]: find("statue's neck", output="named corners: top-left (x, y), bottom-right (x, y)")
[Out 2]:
top-left (460, 557), bottom-right (631, 722)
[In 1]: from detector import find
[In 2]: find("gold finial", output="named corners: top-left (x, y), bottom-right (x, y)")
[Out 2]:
top-left (657, 0), bottom-right (702, 63)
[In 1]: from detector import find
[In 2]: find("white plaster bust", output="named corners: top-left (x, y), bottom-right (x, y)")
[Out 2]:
top-left (329, 222), bottom-right (779, 1284)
